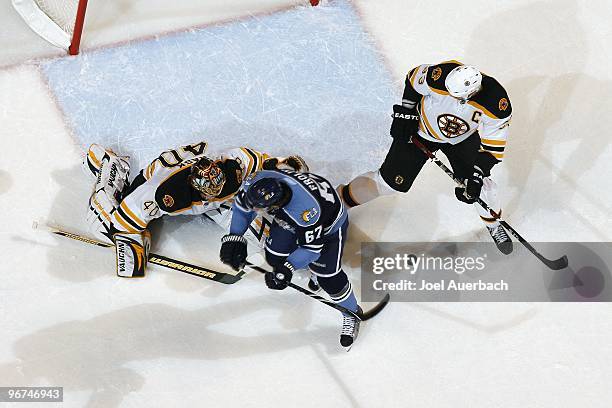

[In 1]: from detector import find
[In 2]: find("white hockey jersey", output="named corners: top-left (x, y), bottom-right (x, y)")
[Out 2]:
top-left (111, 141), bottom-right (269, 234)
top-left (404, 61), bottom-right (512, 161)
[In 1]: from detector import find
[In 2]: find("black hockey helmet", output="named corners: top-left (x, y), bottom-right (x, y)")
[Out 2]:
top-left (245, 177), bottom-right (291, 212)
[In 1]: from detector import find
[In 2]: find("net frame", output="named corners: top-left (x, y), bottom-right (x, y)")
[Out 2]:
top-left (12, 0), bottom-right (88, 55)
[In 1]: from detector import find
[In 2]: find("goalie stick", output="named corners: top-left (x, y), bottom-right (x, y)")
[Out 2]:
top-left (245, 262), bottom-right (390, 321)
top-left (34, 223), bottom-right (390, 319)
top-left (32, 222), bottom-right (244, 284)
top-left (411, 136), bottom-right (569, 270)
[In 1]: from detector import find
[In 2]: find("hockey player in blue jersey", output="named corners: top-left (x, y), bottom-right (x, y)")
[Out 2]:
top-left (219, 169), bottom-right (362, 350)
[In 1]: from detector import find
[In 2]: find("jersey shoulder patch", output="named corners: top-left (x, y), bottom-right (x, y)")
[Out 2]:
top-left (283, 193), bottom-right (321, 228)
top-left (155, 166), bottom-right (200, 212)
top-left (469, 75), bottom-right (512, 119)
top-left (425, 60), bottom-right (463, 93)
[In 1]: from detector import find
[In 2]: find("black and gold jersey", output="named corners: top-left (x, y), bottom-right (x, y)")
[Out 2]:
top-left (111, 142), bottom-right (269, 233)
top-left (403, 61), bottom-right (512, 161)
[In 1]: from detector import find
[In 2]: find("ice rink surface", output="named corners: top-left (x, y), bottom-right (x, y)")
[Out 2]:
top-left (1, 0), bottom-right (612, 407)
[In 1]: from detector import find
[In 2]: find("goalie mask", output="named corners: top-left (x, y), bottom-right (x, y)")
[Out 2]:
top-left (189, 157), bottom-right (226, 199)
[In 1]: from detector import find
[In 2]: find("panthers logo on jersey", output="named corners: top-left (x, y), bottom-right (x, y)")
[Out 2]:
top-left (302, 207), bottom-right (318, 222)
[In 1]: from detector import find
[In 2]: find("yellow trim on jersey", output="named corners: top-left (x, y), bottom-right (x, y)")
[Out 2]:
top-left (481, 138), bottom-right (506, 146)
top-left (145, 161), bottom-right (157, 180)
top-left (480, 149), bottom-right (504, 160)
top-left (409, 67), bottom-right (420, 88)
top-left (440, 60), bottom-right (463, 65)
top-left (257, 152), bottom-right (270, 171)
top-left (430, 87), bottom-right (449, 96)
top-left (260, 153), bottom-right (271, 172)
top-left (252, 150), bottom-right (265, 171)
top-left (240, 147), bottom-right (256, 175)
top-left (171, 201), bottom-right (203, 214)
top-left (120, 201), bottom-right (147, 229)
top-left (113, 212), bottom-right (140, 233)
top-left (419, 104), bottom-right (443, 141)
top-left (467, 100), bottom-right (499, 119)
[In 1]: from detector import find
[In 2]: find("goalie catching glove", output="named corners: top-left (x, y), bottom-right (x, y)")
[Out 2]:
top-left (85, 145), bottom-right (131, 243)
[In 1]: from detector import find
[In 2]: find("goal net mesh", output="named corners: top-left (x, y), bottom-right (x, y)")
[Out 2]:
top-left (35, 0), bottom-right (78, 36)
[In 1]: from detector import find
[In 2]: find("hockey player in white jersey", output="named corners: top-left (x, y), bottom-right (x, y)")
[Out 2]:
top-left (339, 61), bottom-right (513, 253)
top-left (84, 141), bottom-right (308, 277)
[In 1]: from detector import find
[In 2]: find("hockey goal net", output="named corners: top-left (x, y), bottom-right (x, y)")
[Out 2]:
top-left (12, 0), bottom-right (88, 55)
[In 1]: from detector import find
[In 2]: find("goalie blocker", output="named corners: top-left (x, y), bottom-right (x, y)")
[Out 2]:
top-left (114, 231), bottom-right (151, 278)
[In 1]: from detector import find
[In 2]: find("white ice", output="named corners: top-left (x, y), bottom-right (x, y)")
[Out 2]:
top-left (1, 0), bottom-right (612, 407)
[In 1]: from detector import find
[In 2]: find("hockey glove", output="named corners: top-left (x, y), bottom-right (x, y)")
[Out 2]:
top-left (262, 158), bottom-right (280, 170)
top-left (265, 261), bottom-right (295, 290)
top-left (455, 166), bottom-right (484, 204)
top-left (390, 104), bottom-right (420, 140)
top-left (263, 156), bottom-right (309, 172)
top-left (220, 234), bottom-right (248, 271)
top-left (283, 156), bottom-right (309, 172)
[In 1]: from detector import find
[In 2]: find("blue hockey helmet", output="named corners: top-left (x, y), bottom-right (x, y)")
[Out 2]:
top-left (245, 177), bottom-right (291, 212)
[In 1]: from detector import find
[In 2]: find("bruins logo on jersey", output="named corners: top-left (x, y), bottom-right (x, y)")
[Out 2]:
top-left (163, 194), bottom-right (175, 208)
top-left (438, 114), bottom-right (470, 138)
top-left (499, 98), bottom-right (509, 111)
top-left (431, 67), bottom-right (442, 81)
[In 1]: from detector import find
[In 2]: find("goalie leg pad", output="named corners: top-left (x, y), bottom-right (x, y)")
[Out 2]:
top-left (114, 231), bottom-right (151, 278)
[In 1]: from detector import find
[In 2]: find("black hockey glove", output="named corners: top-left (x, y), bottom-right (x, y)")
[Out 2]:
top-left (390, 104), bottom-right (420, 140)
top-left (265, 261), bottom-right (295, 290)
top-left (283, 155), bottom-right (309, 172)
top-left (220, 234), bottom-right (248, 271)
top-left (262, 158), bottom-right (280, 170)
top-left (263, 156), bottom-right (309, 172)
top-left (455, 166), bottom-right (484, 204)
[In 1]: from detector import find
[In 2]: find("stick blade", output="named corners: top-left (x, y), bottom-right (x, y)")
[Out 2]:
top-left (359, 293), bottom-right (391, 321)
top-left (544, 255), bottom-right (569, 271)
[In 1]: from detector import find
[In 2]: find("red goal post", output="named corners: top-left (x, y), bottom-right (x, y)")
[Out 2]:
top-left (12, 0), bottom-right (88, 55)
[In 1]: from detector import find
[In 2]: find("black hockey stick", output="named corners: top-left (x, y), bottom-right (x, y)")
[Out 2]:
top-left (245, 262), bottom-right (390, 321)
top-left (33, 222), bottom-right (244, 284)
top-left (411, 137), bottom-right (568, 270)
